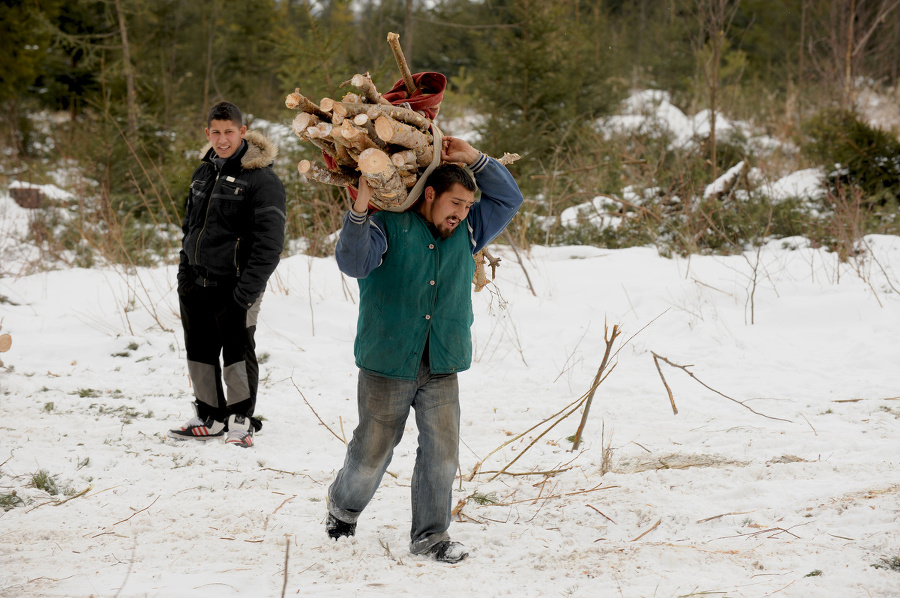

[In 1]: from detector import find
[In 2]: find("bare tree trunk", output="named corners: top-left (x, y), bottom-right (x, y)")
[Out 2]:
top-left (202, 0), bottom-right (217, 119)
top-left (114, 0), bottom-right (137, 138)
top-left (694, 0), bottom-right (741, 181)
top-left (844, 0), bottom-right (856, 107)
top-left (710, 26), bottom-right (720, 180)
top-left (799, 0), bottom-right (808, 88)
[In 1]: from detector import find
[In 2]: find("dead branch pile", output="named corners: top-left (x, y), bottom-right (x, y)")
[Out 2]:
top-left (286, 73), bottom-right (438, 212)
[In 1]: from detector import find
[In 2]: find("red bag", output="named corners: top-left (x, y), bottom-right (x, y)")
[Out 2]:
top-left (324, 72), bottom-right (447, 204)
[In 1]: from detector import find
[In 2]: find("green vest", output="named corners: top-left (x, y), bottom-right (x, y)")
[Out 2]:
top-left (355, 211), bottom-right (476, 380)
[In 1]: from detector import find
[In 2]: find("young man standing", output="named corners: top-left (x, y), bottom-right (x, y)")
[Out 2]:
top-left (169, 101), bottom-right (286, 448)
top-left (326, 135), bottom-right (524, 562)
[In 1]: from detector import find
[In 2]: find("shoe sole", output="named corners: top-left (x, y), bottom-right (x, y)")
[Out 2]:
top-left (167, 431), bottom-right (223, 441)
top-left (225, 438), bottom-right (253, 448)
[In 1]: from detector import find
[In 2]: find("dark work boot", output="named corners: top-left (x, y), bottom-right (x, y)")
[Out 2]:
top-left (326, 513), bottom-right (356, 540)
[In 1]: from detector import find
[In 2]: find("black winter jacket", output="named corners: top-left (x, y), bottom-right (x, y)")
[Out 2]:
top-left (178, 130), bottom-right (286, 309)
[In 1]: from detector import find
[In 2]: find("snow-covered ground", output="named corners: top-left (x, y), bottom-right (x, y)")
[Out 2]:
top-left (1, 187), bottom-right (899, 597)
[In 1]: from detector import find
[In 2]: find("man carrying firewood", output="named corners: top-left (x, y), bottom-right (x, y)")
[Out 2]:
top-left (168, 101), bottom-right (286, 448)
top-left (326, 135), bottom-right (524, 562)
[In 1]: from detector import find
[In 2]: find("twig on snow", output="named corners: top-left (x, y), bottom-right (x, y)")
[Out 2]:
top-left (650, 352), bottom-right (792, 423)
top-left (281, 536), bottom-right (290, 598)
top-left (289, 375), bottom-right (346, 444)
top-left (696, 510), bottom-right (753, 524)
top-left (631, 518), bottom-right (661, 541)
top-left (587, 503), bottom-right (616, 524)
top-left (652, 352), bottom-right (678, 415)
top-left (571, 321), bottom-right (621, 451)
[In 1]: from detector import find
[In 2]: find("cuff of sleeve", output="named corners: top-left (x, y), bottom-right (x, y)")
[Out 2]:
top-left (233, 291), bottom-right (253, 310)
top-left (469, 152), bottom-right (489, 173)
top-left (348, 209), bottom-right (368, 225)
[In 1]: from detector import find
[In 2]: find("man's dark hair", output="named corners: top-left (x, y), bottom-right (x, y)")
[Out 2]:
top-left (424, 163), bottom-right (477, 198)
top-left (207, 101), bottom-right (243, 127)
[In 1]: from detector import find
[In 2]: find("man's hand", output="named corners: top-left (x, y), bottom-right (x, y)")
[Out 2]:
top-left (353, 177), bottom-right (373, 213)
top-left (441, 136), bottom-right (480, 166)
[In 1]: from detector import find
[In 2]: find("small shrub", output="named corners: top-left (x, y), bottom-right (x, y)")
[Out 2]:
top-left (466, 492), bottom-right (499, 506)
top-left (872, 556), bottom-right (900, 572)
top-left (0, 491), bottom-right (25, 511)
top-left (800, 108), bottom-right (900, 209)
top-left (31, 469), bottom-right (60, 495)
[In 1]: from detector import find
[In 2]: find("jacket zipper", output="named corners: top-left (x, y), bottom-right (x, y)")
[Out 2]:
top-left (234, 238), bottom-right (241, 276)
top-left (193, 169), bottom-right (221, 285)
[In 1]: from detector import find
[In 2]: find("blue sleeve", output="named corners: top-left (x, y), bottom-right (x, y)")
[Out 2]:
top-left (335, 209), bottom-right (388, 278)
top-left (466, 153), bottom-right (524, 253)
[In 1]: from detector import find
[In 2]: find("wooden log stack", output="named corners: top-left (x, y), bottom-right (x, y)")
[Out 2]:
top-left (287, 72), bottom-right (437, 211)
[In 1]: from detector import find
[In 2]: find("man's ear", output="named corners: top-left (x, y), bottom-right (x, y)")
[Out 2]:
top-left (424, 186), bottom-right (435, 202)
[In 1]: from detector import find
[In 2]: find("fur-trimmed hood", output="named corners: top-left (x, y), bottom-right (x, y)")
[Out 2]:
top-left (199, 130), bottom-right (278, 170)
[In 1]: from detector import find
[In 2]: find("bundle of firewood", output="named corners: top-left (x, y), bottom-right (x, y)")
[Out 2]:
top-left (286, 69), bottom-right (441, 212)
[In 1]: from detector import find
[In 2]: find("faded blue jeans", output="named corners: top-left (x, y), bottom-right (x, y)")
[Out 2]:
top-left (328, 357), bottom-right (460, 554)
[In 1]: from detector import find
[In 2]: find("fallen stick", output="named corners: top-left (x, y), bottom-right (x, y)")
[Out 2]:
top-left (650, 352), bottom-right (793, 423)
top-left (281, 537), bottom-right (290, 598)
top-left (587, 504), bottom-right (616, 524)
top-left (696, 510), bottom-right (753, 524)
top-left (631, 518), bottom-right (661, 541)
top-left (290, 376), bottom-right (346, 444)
top-left (652, 352), bottom-right (678, 414)
top-left (571, 321), bottom-right (621, 451)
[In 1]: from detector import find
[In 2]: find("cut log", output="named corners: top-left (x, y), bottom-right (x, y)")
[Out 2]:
top-left (333, 102), bottom-right (368, 119)
top-left (305, 137), bottom-right (338, 160)
top-left (298, 160), bottom-right (359, 188)
top-left (291, 112), bottom-right (321, 138)
top-left (341, 92), bottom-right (362, 104)
top-left (358, 148), bottom-right (407, 207)
top-left (374, 115), bottom-right (430, 150)
top-left (401, 173), bottom-right (418, 187)
top-left (319, 97), bottom-right (336, 114)
top-left (285, 88), bottom-right (329, 120)
top-left (333, 110), bottom-right (386, 150)
top-left (306, 122), bottom-right (334, 139)
top-left (333, 142), bottom-right (355, 167)
top-left (366, 104), bottom-right (430, 130)
top-left (390, 149), bottom-right (417, 169)
top-left (340, 119), bottom-right (366, 140)
top-left (348, 73), bottom-right (392, 105)
top-left (341, 120), bottom-right (381, 152)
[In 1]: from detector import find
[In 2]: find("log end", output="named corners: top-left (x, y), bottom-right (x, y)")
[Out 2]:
top-left (358, 148), bottom-right (392, 175)
top-left (374, 115), bottom-right (395, 142)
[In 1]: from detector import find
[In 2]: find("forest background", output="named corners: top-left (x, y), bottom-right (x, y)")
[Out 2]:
top-left (2, 0), bottom-right (900, 269)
